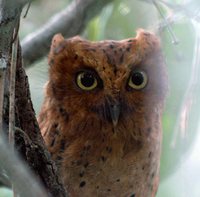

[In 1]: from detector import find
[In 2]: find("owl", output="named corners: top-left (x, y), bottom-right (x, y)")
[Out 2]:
top-left (38, 29), bottom-right (168, 197)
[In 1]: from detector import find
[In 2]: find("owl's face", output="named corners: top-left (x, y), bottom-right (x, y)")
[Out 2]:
top-left (47, 30), bottom-right (167, 128)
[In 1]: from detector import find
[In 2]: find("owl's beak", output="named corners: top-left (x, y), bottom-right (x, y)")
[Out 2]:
top-left (109, 103), bottom-right (121, 127)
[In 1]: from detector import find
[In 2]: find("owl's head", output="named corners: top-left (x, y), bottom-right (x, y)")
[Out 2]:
top-left (47, 29), bottom-right (168, 127)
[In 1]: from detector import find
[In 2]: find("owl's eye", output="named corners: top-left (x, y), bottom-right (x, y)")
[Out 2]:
top-left (76, 71), bottom-right (98, 91)
top-left (128, 70), bottom-right (148, 90)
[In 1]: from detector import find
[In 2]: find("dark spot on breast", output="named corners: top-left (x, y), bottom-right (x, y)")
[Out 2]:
top-left (148, 152), bottom-right (152, 158)
top-left (112, 128), bottom-right (115, 133)
top-left (84, 145), bottom-right (91, 151)
top-left (54, 129), bottom-right (59, 136)
top-left (76, 160), bottom-right (82, 166)
top-left (84, 162), bottom-right (89, 168)
top-left (76, 122), bottom-right (87, 133)
top-left (116, 179), bottom-right (120, 182)
top-left (142, 165), bottom-right (145, 170)
top-left (50, 82), bottom-right (57, 95)
top-left (106, 146), bottom-right (112, 153)
top-left (130, 194), bottom-right (135, 197)
top-left (120, 53), bottom-right (124, 64)
top-left (74, 54), bottom-right (78, 60)
top-left (110, 44), bottom-right (114, 49)
top-left (148, 182), bottom-right (152, 189)
top-left (151, 172), bottom-right (155, 178)
top-left (50, 128), bottom-right (60, 138)
top-left (86, 145), bottom-right (91, 151)
top-left (59, 107), bottom-right (69, 121)
top-left (147, 127), bottom-right (151, 132)
top-left (60, 139), bottom-right (66, 151)
top-left (96, 186), bottom-right (99, 189)
top-left (53, 123), bottom-right (58, 128)
top-left (101, 156), bottom-right (107, 162)
top-left (79, 181), bottom-right (86, 188)
top-left (79, 171), bottom-right (85, 177)
top-left (49, 128), bottom-right (59, 137)
top-left (56, 156), bottom-right (63, 161)
top-left (106, 53), bottom-right (114, 66)
top-left (126, 47), bottom-right (131, 52)
top-left (107, 189), bottom-right (111, 192)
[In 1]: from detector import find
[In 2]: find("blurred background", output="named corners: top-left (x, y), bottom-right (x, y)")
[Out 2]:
top-left (1, 0), bottom-right (200, 196)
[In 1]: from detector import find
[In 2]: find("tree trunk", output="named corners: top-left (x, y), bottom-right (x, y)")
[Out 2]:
top-left (0, 1), bottom-right (67, 196)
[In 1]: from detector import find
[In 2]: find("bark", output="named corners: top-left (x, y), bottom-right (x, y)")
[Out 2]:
top-left (0, 0), bottom-right (26, 130)
top-left (14, 45), bottom-right (67, 196)
top-left (0, 0), bottom-right (67, 196)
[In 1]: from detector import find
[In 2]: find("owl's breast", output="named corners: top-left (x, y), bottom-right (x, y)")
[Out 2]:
top-left (39, 97), bottom-right (162, 197)
top-left (59, 135), bottom-right (160, 197)
top-left (43, 115), bottom-right (161, 197)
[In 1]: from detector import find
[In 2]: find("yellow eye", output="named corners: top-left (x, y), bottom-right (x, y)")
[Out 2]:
top-left (128, 70), bottom-right (148, 90)
top-left (76, 71), bottom-right (98, 91)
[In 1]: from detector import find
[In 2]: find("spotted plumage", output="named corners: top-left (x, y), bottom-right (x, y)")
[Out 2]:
top-left (38, 29), bottom-right (168, 197)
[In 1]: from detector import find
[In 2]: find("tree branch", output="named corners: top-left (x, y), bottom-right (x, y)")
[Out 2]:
top-left (0, 0), bottom-right (29, 131)
top-left (0, 138), bottom-right (47, 197)
top-left (15, 44), bottom-right (67, 197)
top-left (140, 0), bottom-right (200, 22)
top-left (0, 0), bottom-right (67, 196)
top-left (21, 0), bottom-right (113, 67)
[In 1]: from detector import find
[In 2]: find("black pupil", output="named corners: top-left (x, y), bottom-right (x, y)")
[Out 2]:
top-left (80, 72), bottom-right (95, 87)
top-left (131, 72), bottom-right (144, 86)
